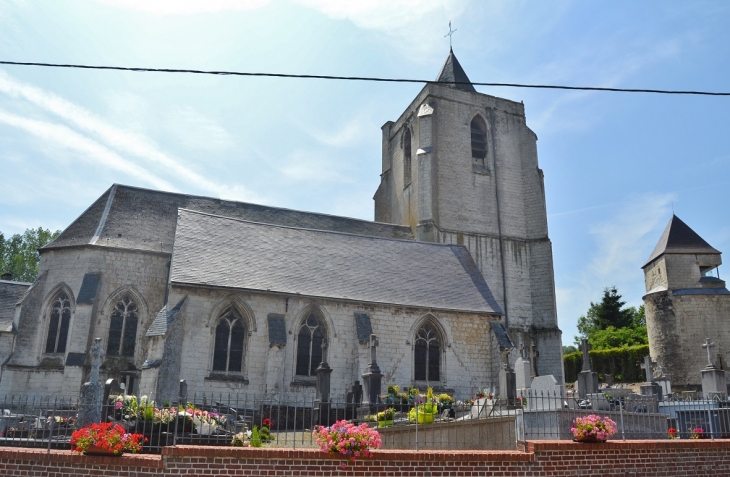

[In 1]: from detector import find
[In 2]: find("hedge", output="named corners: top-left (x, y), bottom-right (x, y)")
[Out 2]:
top-left (564, 344), bottom-right (650, 383)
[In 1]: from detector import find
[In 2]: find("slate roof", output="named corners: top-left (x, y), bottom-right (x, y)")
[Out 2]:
top-left (170, 209), bottom-right (502, 314)
top-left (435, 48), bottom-right (477, 92)
top-left (43, 184), bottom-right (414, 254)
top-left (146, 296), bottom-right (187, 337)
top-left (643, 215), bottom-right (721, 267)
top-left (0, 280), bottom-right (31, 333)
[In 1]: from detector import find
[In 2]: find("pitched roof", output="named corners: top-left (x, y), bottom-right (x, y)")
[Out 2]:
top-left (44, 184), bottom-right (413, 253)
top-left (643, 215), bottom-right (721, 267)
top-left (170, 209), bottom-right (502, 315)
top-left (146, 296), bottom-right (187, 337)
top-left (435, 48), bottom-right (476, 92)
top-left (0, 280), bottom-right (32, 332)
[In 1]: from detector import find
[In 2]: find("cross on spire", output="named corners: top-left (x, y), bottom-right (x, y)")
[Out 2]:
top-left (444, 21), bottom-right (457, 50)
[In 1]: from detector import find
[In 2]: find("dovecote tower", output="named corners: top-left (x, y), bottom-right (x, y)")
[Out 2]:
top-left (643, 215), bottom-right (729, 388)
top-left (374, 49), bottom-right (564, 382)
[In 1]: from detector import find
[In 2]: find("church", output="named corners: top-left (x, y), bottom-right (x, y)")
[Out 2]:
top-left (0, 50), bottom-right (564, 400)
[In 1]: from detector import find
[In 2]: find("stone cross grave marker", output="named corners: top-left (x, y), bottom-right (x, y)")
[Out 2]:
top-left (640, 356), bottom-right (656, 383)
top-left (370, 334), bottom-right (379, 365)
top-left (703, 338), bottom-right (716, 367)
top-left (89, 337), bottom-right (104, 383)
top-left (78, 338), bottom-right (104, 427)
top-left (580, 339), bottom-right (592, 372)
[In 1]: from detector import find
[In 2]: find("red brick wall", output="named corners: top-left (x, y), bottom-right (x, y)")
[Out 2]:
top-left (2, 441), bottom-right (730, 476)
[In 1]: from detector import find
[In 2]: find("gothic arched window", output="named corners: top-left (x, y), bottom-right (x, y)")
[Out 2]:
top-left (107, 295), bottom-right (139, 357)
top-left (470, 116), bottom-right (487, 161)
top-left (296, 312), bottom-right (326, 376)
top-left (403, 128), bottom-right (412, 186)
top-left (45, 291), bottom-right (71, 354)
top-left (213, 307), bottom-right (247, 373)
top-left (414, 321), bottom-right (441, 382)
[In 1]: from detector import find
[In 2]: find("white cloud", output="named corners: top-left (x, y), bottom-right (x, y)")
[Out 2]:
top-left (297, 0), bottom-right (468, 57)
top-left (0, 71), bottom-right (258, 202)
top-left (556, 192), bottom-right (675, 344)
top-left (296, 114), bottom-right (374, 148)
top-left (277, 149), bottom-right (354, 184)
top-left (165, 106), bottom-right (235, 151)
top-left (0, 109), bottom-right (176, 191)
top-left (93, 0), bottom-right (270, 15)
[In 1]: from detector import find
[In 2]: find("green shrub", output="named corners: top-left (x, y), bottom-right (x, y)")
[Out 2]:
top-left (564, 344), bottom-right (649, 383)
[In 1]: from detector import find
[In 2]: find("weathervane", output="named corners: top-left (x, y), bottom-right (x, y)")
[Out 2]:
top-left (444, 21), bottom-right (457, 49)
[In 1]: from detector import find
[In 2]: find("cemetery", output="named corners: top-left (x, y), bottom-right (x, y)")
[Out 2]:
top-left (2, 307), bottom-right (730, 476)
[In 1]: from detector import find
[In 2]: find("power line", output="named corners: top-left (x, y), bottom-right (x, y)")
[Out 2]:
top-left (1, 60), bottom-right (728, 96)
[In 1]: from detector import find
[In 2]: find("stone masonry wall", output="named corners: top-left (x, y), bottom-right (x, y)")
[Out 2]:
top-left (1, 246), bottom-right (169, 397)
top-left (645, 290), bottom-right (730, 388)
top-left (374, 83), bottom-right (562, 384)
top-left (160, 286), bottom-right (500, 401)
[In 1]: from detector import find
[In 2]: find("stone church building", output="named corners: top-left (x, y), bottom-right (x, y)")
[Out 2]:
top-left (643, 215), bottom-right (730, 389)
top-left (0, 50), bottom-right (564, 400)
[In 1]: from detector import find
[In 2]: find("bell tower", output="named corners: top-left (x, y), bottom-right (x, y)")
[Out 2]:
top-left (374, 49), bottom-right (564, 382)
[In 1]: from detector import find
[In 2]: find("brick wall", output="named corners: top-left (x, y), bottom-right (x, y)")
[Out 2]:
top-left (2, 440), bottom-right (730, 476)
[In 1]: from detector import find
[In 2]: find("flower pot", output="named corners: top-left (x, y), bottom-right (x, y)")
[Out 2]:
top-left (195, 422), bottom-right (216, 435)
top-left (417, 413), bottom-right (434, 425)
top-left (572, 437), bottom-right (606, 443)
top-left (378, 420), bottom-right (393, 428)
top-left (83, 445), bottom-right (123, 456)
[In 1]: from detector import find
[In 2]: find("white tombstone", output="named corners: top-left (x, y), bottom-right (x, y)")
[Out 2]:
top-left (527, 375), bottom-right (563, 411)
top-left (469, 397), bottom-right (494, 419)
top-left (515, 357), bottom-right (532, 391)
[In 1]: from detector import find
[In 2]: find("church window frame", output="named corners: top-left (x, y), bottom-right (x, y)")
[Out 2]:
top-left (212, 306), bottom-right (248, 374)
top-left (413, 318), bottom-right (444, 383)
top-left (295, 311), bottom-right (327, 377)
top-left (403, 127), bottom-right (412, 187)
top-left (44, 288), bottom-right (73, 355)
top-left (470, 115), bottom-right (488, 164)
top-left (107, 295), bottom-right (139, 357)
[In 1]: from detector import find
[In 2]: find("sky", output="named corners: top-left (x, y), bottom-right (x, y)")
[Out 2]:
top-left (0, 0), bottom-right (729, 347)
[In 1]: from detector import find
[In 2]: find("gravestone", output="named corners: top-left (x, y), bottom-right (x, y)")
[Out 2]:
top-left (654, 360), bottom-right (672, 398)
top-left (314, 340), bottom-right (333, 425)
top-left (514, 340), bottom-right (532, 391)
top-left (529, 339), bottom-right (539, 380)
top-left (361, 335), bottom-right (382, 408)
top-left (576, 339), bottom-right (598, 398)
top-left (470, 397), bottom-right (493, 419)
top-left (640, 356), bottom-right (663, 401)
top-left (101, 378), bottom-right (124, 422)
top-left (701, 338), bottom-right (727, 399)
top-left (490, 322), bottom-right (516, 403)
top-left (77, 338), bottom-right (104, 428)
top-left (179, 380), bottom-right (188, 404)
top-left (499, 348), bottom-right (516, 404)
top-left (527, 375), bottom-right (563, 411)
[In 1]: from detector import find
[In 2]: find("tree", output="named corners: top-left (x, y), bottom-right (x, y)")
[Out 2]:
top-left (563, 345), bottom-right (578, 355)
top-left (574, 287), bottom-right (644, 347)
top-left (0, 228), bottom-right (60, 282)
top-left (589, 326), bottom-right (648, 349)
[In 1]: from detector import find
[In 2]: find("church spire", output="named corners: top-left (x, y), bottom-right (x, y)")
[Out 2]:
top-left (435, 49), bottom-right (476, 92)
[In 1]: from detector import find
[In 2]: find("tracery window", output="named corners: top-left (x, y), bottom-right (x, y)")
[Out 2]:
top-left (403, 128), bottom-right (412, 186)
top-left (414, 321), bottom-right (441, 382)
top-left (107, 295), bottom-right (139, 357)
top-left (296, 312), bottom-right (326, 376)
top-left (45, 291), bottom-right (71, 354)
top-left (212, 307), bottom-right (247, 373)
top-left (470, 116), bottom-right (487, 161)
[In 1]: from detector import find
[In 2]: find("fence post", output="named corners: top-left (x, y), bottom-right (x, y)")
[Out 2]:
top-left (619, 398), bottom-right (625, 440)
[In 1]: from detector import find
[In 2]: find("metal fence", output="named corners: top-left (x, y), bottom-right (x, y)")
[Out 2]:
top-left (0, 390), bottom-right (726, 454)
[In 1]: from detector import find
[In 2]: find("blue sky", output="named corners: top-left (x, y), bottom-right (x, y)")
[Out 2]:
top-left (1, 0), bottom-right (729, 346)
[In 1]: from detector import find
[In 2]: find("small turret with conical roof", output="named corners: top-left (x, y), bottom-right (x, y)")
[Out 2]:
top-left (643, 215), bottom-right (723, 293)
